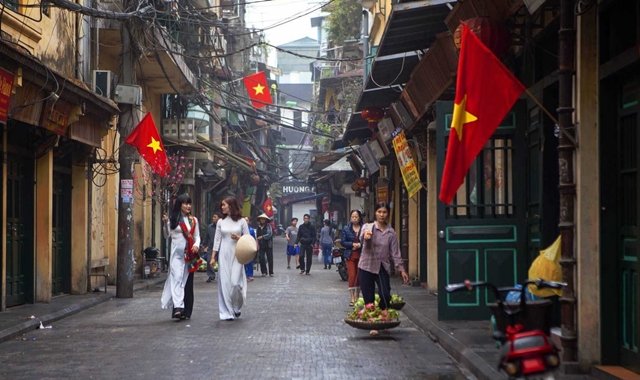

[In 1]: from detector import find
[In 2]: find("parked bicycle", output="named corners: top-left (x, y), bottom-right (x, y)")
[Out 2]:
top-left (446, 278), bottom-right (566, 379)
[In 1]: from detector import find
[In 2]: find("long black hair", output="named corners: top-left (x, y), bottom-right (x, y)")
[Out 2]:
top-left (170, 193), bottom-right (192, 230)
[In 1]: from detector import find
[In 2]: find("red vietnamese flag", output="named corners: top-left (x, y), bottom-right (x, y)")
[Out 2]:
top-left (439, 25), bottom-right (525, 204)
top-left (125, 113), bottom-right (171, 177)
top-left (243, 71), bottom-right (272, 109)
top-left (262, 197), bottom-right (274, 218)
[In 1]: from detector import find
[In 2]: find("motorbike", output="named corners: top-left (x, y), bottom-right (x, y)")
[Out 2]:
top-left (331, 245), bottom-right (348, 281)
top-left (446, 278), bottom-right (566, 380)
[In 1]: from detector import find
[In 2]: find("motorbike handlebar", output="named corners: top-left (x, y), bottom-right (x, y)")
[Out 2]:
top-left (526, 278), bottom-right (567, 289)
top-left (446, 280), bottom-right (501, 299)
top-left (446, 278), bottom-right (567, 302)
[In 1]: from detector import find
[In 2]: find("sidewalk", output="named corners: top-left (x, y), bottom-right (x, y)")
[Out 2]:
top-left (0, 276), bottom-right (165, 344)
top-left (394, 279), bottom-right (604, 380)
top-left (0, 272), bottom-right (611, 380)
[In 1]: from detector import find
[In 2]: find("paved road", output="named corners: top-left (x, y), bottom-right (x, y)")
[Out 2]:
top-left (0, 237), bottom-right (471, 380)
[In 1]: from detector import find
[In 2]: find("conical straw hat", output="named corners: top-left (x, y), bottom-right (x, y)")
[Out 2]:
top-left (235, 234), bottom-right (257, 264)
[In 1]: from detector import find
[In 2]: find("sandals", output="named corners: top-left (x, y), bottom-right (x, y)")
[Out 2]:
top-left (172, 308), bottom-right (184, 319)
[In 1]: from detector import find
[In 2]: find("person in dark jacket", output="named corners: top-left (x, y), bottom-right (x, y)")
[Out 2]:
top-left (256, 213), bottom-right (274, 277)
top-left (202, 212), bottom-right (220, 282)
top-left (295, 214), bottom-right (316, 275)
top-left (341, 210), bottom-right (363, 306)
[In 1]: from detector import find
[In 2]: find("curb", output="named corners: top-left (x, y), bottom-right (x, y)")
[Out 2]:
top-left (403, 301), bottom-right (502, 380)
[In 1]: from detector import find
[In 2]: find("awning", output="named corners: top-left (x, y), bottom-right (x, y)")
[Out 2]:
top-left (0, 40), bottom-right (119, 117)
top-left (321, 155), bottom-right (354, 172)
top-left (342, 113), bottom-right (370, 144)
top-left (197, 136), bottom-right (255, 173)
top-left (345, 0), bottom-right (454, 141)
top-left (356, 0), bottom-right (453, 112)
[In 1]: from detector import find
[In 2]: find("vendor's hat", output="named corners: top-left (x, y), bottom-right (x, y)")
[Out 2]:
top-left (256, 213), bottom-right (271, 221)
top-left (235, 234), bottom-right (257, 265)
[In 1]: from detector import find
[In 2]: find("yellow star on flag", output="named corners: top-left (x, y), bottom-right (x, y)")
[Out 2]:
top-left (147, 136), bottom-right (163, 154)
top-left (451, 94), bottom-right (478, 141)
top-left (253, 83), bottom-right (265, 95)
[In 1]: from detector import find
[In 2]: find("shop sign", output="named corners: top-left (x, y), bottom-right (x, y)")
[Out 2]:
top-left (42, 105), bottom-right (69, 135)
top-left (376, 185), bottom-right (388, 204)
top-left (0, 67), bottom-right (14, 124)
top-left (392, 130), bottom-right (422, 198)
top-left (282, 184), bottom-right (314, 194)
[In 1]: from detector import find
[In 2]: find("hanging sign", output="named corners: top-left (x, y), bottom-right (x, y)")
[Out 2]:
top-left (0, 67), bottom-right (14, 124)
top-left (392, 130), bottom-right (422, 198)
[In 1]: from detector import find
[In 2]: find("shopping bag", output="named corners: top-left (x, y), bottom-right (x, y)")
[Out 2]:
top-left (528, 235), bottom-right (562, 297)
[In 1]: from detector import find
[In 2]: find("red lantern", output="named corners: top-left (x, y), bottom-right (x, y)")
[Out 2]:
top-left (354, 177), bottom-right (368, 190)
top-left (453, 17), bottom-right (510, 57)
top-left (321, 196), bottom-right (330, 213)
top-left (361, 107), bottom-right (385, 132)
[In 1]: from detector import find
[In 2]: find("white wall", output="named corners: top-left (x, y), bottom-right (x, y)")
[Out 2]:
top-left (292, 201), bottom-right (316, 223)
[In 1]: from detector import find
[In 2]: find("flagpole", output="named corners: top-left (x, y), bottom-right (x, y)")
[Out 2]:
top-left (522, 88), bottom-right (577, 147)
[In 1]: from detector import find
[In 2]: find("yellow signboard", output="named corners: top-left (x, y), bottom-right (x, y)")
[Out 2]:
top-left (392, 131), bottom-right (422, 198)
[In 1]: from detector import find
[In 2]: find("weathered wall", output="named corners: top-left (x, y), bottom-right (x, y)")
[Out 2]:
top-left (576, 8), bottom-right (601, 369)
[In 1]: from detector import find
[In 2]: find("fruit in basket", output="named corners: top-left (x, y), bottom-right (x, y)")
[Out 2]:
top-left (348, 301), bottom-right (400, 322)
top-left (355, 293), bottom-right (403, 307)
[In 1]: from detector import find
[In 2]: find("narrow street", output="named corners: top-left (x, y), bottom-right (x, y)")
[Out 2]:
top-left (0, 236), bottom-right (470, 380)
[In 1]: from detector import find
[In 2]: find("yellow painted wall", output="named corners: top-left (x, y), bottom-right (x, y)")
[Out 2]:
top-left (368, 0), bottom-right (392, 47)
top-left (35, 151), bottom-right (53, 302)
top-left (576, 9), bottom-right (601, 369)
top-left (0, 2), bottom-right (78, 76)
top-left (71, 162), bottom-right (88, 294)
top-left (408, 194), bottom-right (418, 280)
top-left (91, 127), bottom-right (119, 284)
top-left (426, 131), bottom-right (438, 291)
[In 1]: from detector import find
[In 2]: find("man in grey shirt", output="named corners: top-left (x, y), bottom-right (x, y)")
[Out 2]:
top-left (285, 218), bottom-right (298, 270)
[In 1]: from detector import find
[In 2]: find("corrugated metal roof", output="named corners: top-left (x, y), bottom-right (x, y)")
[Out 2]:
top-left (377, 0), bottom-right (454, 57)
top-left (356, 0), bottom-right (453, 112)
top-left (345, 0), bottom-right (454, 139)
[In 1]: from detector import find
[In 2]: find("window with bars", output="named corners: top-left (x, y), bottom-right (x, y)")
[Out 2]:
top-left (444, 137), bottom-right (514, 218)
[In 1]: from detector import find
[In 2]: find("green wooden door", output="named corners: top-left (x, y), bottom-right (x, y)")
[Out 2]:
top-left (601, 69), bottom-right (640, 371)
top-left (436, 101), bottom-right (528, 320)
top-left (6, 154), bottom-right (34, 307)
top-left (52, 171), bottom-right (71, 295)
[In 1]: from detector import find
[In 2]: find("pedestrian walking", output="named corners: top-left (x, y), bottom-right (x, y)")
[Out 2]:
top-left (296, 214), bottom-right (316, 275)
top-left (285, 217), bottom-right (299, 269)
top-left (359, 202), bottom-right (409, 336)
top-left (320, 219), bottom-right (334, 269)
top-left (210, 197), bottom-right (249, 321)
top-left (256, 213), bottom-right (274, 277)
top-left (341, 210), bottom-right (363, 306)
top-left (160, 193), bottom-right (201, 320)
top-left (202, 212), bottom-right (220, 283)
top-left (244, 217), bottom-right (256, 282)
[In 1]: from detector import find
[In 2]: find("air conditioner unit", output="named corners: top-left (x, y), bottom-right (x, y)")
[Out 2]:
top-left (115, 84), bottom-right (142, 105)
top-left (92, 70), bottom-right (112, 98)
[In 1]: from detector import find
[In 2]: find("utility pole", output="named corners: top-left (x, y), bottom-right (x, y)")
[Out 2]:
top-left (116, 21), bottom-right (135, 298)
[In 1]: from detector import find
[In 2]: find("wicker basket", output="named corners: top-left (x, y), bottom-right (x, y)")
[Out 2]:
top-left (388, 301), bottom-right (405, 310)
top-left (344, 318), bottom-right (400, 330)
top-left (488, 299), bottom-right (553, 335)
